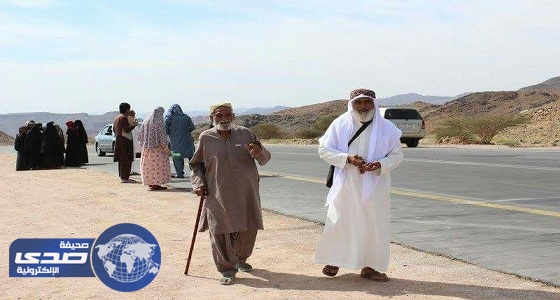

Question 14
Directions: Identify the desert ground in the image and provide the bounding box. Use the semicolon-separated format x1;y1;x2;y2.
1;152;559;299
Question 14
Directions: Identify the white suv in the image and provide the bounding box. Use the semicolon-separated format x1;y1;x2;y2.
379;108;426;147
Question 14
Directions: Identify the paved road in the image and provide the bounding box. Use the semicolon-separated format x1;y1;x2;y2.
3;144;560;286
257;145;560;286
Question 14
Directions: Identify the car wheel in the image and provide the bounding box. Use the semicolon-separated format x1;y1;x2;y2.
96;143;106;156
111;142;115;153
406;139;419;148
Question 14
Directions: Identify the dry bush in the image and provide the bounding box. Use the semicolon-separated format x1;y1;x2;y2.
292;128;323;139
250;123;285;140
433;119;476;144
466;115;530;144
433;115;530;144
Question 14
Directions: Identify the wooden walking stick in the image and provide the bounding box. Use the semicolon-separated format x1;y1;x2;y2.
184;195;205;275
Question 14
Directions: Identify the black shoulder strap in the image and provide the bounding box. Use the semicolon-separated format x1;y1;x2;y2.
348;120;372;146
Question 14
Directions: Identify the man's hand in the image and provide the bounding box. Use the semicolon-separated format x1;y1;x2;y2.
362;161;381;172
347;154;365;166
347;154;367;173
244;143;262;158
193;186;207;198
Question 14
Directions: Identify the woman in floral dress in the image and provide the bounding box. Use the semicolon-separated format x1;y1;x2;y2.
137;106;171;190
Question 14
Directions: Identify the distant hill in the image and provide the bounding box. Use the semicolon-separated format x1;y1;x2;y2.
185;110;209;118
240;76;560;145
0;130;15;145
191;105;292;125
184;105;290;118
192;83;560;140
3;76;559;146
272;100;348;117
422;90;559;125
241;106;291;115
377;93;453;106
418;76;560;145
239;100;348;132
518;76;560;92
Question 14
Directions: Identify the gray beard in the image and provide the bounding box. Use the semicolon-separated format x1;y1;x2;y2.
214;121;233;131
351;109;375;123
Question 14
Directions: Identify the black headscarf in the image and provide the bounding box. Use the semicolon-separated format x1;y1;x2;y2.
75;120;88;144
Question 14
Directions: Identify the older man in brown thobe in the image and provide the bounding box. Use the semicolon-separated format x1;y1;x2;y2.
190;102;271;285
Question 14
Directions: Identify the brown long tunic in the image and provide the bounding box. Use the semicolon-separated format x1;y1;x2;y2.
190;125;271;234
113;114;136;162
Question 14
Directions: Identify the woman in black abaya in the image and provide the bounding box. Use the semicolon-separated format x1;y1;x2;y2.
24;123;43;170
64;121;81;167
74;119;89;165
41;121;65;169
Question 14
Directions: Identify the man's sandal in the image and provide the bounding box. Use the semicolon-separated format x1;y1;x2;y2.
322;265;339;277
220;276;235;285
236;262;253;272
360;267;390;282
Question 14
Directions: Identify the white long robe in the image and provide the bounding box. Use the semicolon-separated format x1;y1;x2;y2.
315;119;403;271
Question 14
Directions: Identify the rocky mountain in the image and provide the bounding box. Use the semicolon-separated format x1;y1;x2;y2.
410;77;560;146
518;76;560;92
190;105;292;125
238;100;348;133
238;76;560;145
272;100;348;117
501;98;560;145
422;90;559;125
187;105;290;118
2;76;559;146
0;130;15;144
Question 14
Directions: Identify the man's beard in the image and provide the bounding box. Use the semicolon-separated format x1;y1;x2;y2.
351;109;375;123
213;120;233;131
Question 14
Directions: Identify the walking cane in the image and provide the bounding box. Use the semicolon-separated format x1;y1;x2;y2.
184;195;205;275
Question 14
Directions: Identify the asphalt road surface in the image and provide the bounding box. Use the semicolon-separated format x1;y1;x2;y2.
3;144;560;286
256;145;560;286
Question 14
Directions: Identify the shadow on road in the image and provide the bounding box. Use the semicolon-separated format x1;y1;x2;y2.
238;269;559;300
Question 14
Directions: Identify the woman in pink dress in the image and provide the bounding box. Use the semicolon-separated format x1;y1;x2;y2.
137;106;171;190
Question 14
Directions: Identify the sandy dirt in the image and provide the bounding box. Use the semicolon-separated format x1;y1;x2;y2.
1;152;559;299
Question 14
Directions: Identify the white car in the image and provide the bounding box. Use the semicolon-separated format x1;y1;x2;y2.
94;123;142;157
94;124;115;156
380;108;426;147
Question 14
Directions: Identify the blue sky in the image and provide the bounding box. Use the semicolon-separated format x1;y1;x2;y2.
0;0;558;114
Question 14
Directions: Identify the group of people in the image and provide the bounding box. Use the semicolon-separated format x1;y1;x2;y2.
113;103;196;190
187;88;403;285
18;88;402;286
14;119;89;171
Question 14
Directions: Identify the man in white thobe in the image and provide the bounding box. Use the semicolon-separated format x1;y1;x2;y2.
315;88;403;281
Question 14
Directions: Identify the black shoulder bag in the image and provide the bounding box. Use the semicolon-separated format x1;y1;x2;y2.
326;120;372;188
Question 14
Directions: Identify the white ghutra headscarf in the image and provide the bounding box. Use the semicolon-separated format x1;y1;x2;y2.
319;94;401;205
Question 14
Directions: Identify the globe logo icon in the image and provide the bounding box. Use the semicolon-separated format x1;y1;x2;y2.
95;234;160;283
92;223;161;292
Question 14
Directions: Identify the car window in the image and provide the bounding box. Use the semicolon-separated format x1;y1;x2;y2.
384;109;422;120
105;126;113;135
